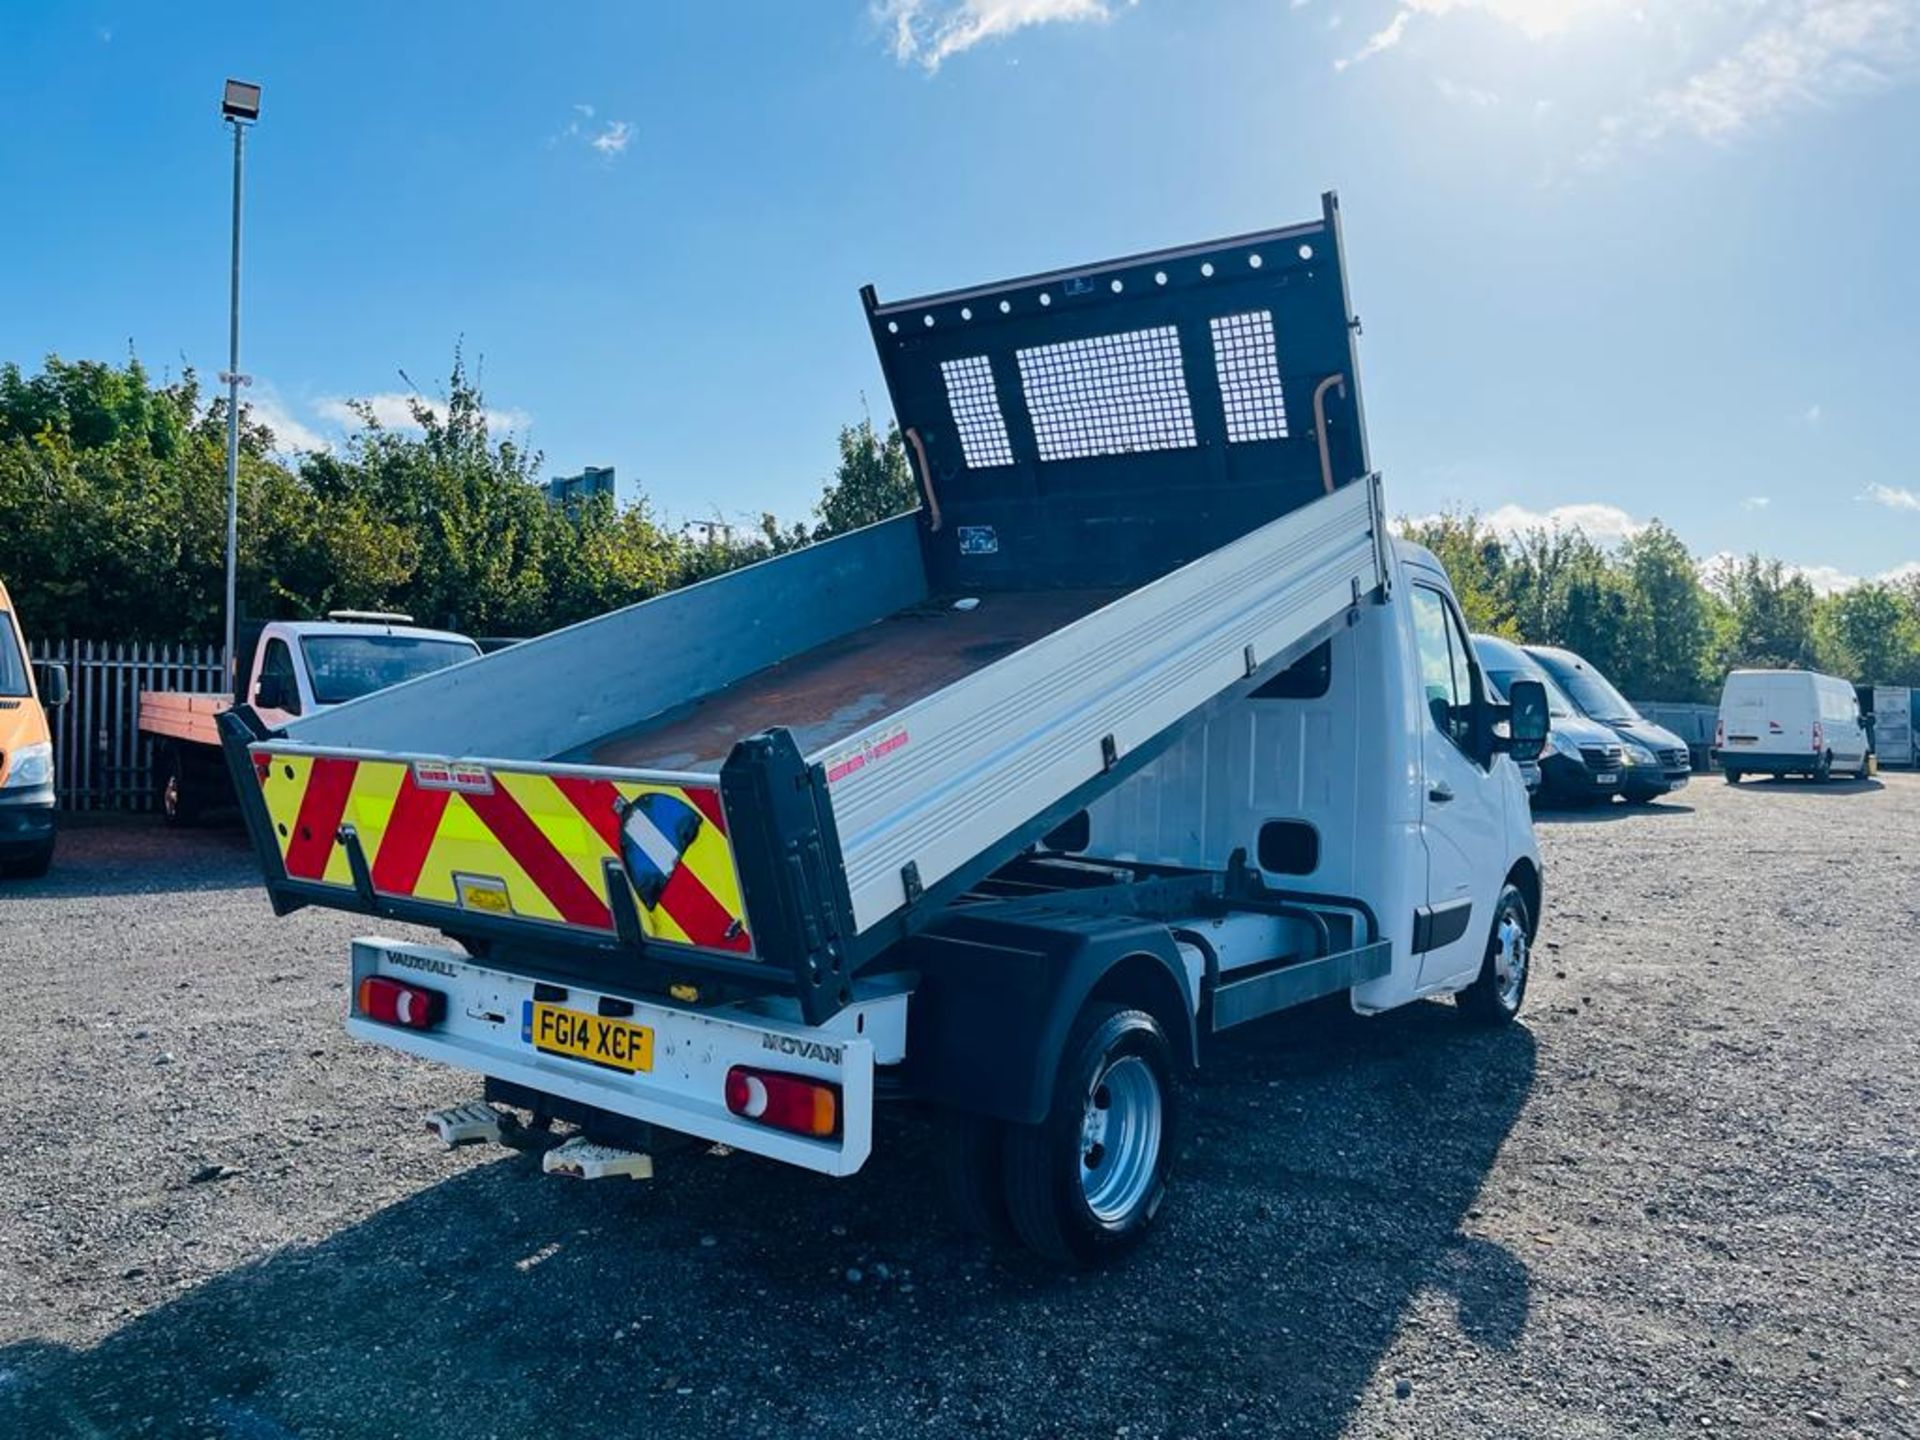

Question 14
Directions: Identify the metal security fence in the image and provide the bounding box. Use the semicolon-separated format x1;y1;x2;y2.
26;639;226;811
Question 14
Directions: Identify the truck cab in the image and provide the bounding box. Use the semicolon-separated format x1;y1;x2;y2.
143;613;480;824
1087;541;1541;1010
0;578;69;877
241;614;481;729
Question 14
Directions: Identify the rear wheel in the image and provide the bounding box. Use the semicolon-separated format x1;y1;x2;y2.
1457;885;1531;1026
1002;1003;1178;1267
1723;767;1741;784
936;1109;1015;1244
1814;752;1833;784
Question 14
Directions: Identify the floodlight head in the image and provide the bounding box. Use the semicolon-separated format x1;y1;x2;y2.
221;79;262;123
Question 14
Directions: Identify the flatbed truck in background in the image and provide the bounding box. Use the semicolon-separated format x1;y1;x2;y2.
223;194;1550;1264
141;614;478;824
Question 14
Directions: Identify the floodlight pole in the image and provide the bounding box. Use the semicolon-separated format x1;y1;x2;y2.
220;115;248;691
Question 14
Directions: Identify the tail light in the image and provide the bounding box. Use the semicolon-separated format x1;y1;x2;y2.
358;975;446;1030
725;1066;839;1139
1713;718;1724;749
1811;721;1824;754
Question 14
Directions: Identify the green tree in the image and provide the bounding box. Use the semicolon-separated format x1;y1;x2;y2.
1397;510;1517;635
813;418;918;537
1619;520;1710;700
1711;555;1819;671
1818;583;1917;684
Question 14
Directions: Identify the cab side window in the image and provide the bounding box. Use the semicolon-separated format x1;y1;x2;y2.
1411;585;1477;757
258;638;303;717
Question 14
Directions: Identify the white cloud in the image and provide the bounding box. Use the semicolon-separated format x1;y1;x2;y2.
1331;1;1920;158
590;120;633;157
1804;403;1825;424
1337;9;1410;67
556;106;635;161
1587;0;1920;161
315;393;530;435
1480;500;1645;543
1791;563;1861;595
248;390;332;456
1340;0;1617;66
1864;482;1920;511
1435;75;1502;105
879;0;1131;71
1742;495;1772;509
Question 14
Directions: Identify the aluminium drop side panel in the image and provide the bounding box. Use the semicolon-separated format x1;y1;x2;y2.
279;512;928;763
824;478;1386;934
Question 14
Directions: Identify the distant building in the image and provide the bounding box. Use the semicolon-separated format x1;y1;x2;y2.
544;465;615;508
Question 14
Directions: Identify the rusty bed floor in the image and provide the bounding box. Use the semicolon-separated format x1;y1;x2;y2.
578;588;1121;772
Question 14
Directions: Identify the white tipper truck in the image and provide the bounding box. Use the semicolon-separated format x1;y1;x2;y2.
222;194;1550;1265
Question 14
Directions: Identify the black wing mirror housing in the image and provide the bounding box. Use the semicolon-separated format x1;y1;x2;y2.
35;662;69;708
1500;678;1550;762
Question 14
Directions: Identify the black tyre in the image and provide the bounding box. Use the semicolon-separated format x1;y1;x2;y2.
1457;884;1532;1026
1723;767;1741;784
1813;751;1833;784
3;840;54;879
936;1109;1015;1244
159;746;200;827
1002;1003;1178;1267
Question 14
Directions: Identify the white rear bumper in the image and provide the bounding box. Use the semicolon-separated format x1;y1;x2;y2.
348;938;890;1176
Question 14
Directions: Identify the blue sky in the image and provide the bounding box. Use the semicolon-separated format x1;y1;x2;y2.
4;1;1917;590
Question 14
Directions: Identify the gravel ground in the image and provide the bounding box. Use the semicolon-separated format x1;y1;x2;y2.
1;775;1916;1439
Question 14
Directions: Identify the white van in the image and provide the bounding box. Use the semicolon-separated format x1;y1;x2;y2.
1714;669;1869;783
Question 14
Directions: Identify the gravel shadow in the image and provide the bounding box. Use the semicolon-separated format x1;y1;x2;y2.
0;1004;1537;1439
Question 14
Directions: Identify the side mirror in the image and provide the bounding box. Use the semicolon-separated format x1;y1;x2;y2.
35;663;69;708
254;673;288;710
1500;678;1550;762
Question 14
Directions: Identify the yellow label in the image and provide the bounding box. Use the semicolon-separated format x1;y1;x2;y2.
529;1004;654;1073
456;874;513;915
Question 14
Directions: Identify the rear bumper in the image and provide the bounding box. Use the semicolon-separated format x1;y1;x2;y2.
0;785;55;854
1714;749;1820;774
346;938;897;1177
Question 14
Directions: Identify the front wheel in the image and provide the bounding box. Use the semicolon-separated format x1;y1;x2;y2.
3;840;54;879
1457;885;1532;1026
1002;1003;1178;1267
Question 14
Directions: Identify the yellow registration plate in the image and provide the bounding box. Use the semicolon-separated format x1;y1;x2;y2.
528;1003;654;1073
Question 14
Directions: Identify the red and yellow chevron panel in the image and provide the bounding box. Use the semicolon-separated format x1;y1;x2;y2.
253;750;752;953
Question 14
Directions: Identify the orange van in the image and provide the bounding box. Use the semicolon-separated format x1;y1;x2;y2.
0;578;66;877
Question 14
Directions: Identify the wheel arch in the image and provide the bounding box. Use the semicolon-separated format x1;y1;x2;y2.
900;916;1198;1128
1504;856;1542;941
1088;951;1198;1073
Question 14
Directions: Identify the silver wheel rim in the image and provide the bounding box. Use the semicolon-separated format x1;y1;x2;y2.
163;774;179;819
1079;1054;1163;1223
1494;911;1529;1010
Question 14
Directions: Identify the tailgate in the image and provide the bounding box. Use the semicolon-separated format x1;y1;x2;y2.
247;743;752;955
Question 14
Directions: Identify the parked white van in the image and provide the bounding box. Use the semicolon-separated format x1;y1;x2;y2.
1714;669;1869;783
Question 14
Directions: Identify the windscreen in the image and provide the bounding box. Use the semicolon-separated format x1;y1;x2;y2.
1535;652;1638;722
300;634;479;706
1485;664;1576;719
0;613;29;698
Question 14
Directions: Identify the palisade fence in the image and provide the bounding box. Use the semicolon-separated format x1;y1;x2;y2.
26;640;226;811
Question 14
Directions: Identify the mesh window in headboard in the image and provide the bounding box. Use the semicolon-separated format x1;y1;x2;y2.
940;355;1016;469
1210;310;1289;443
1015;326;1197;463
